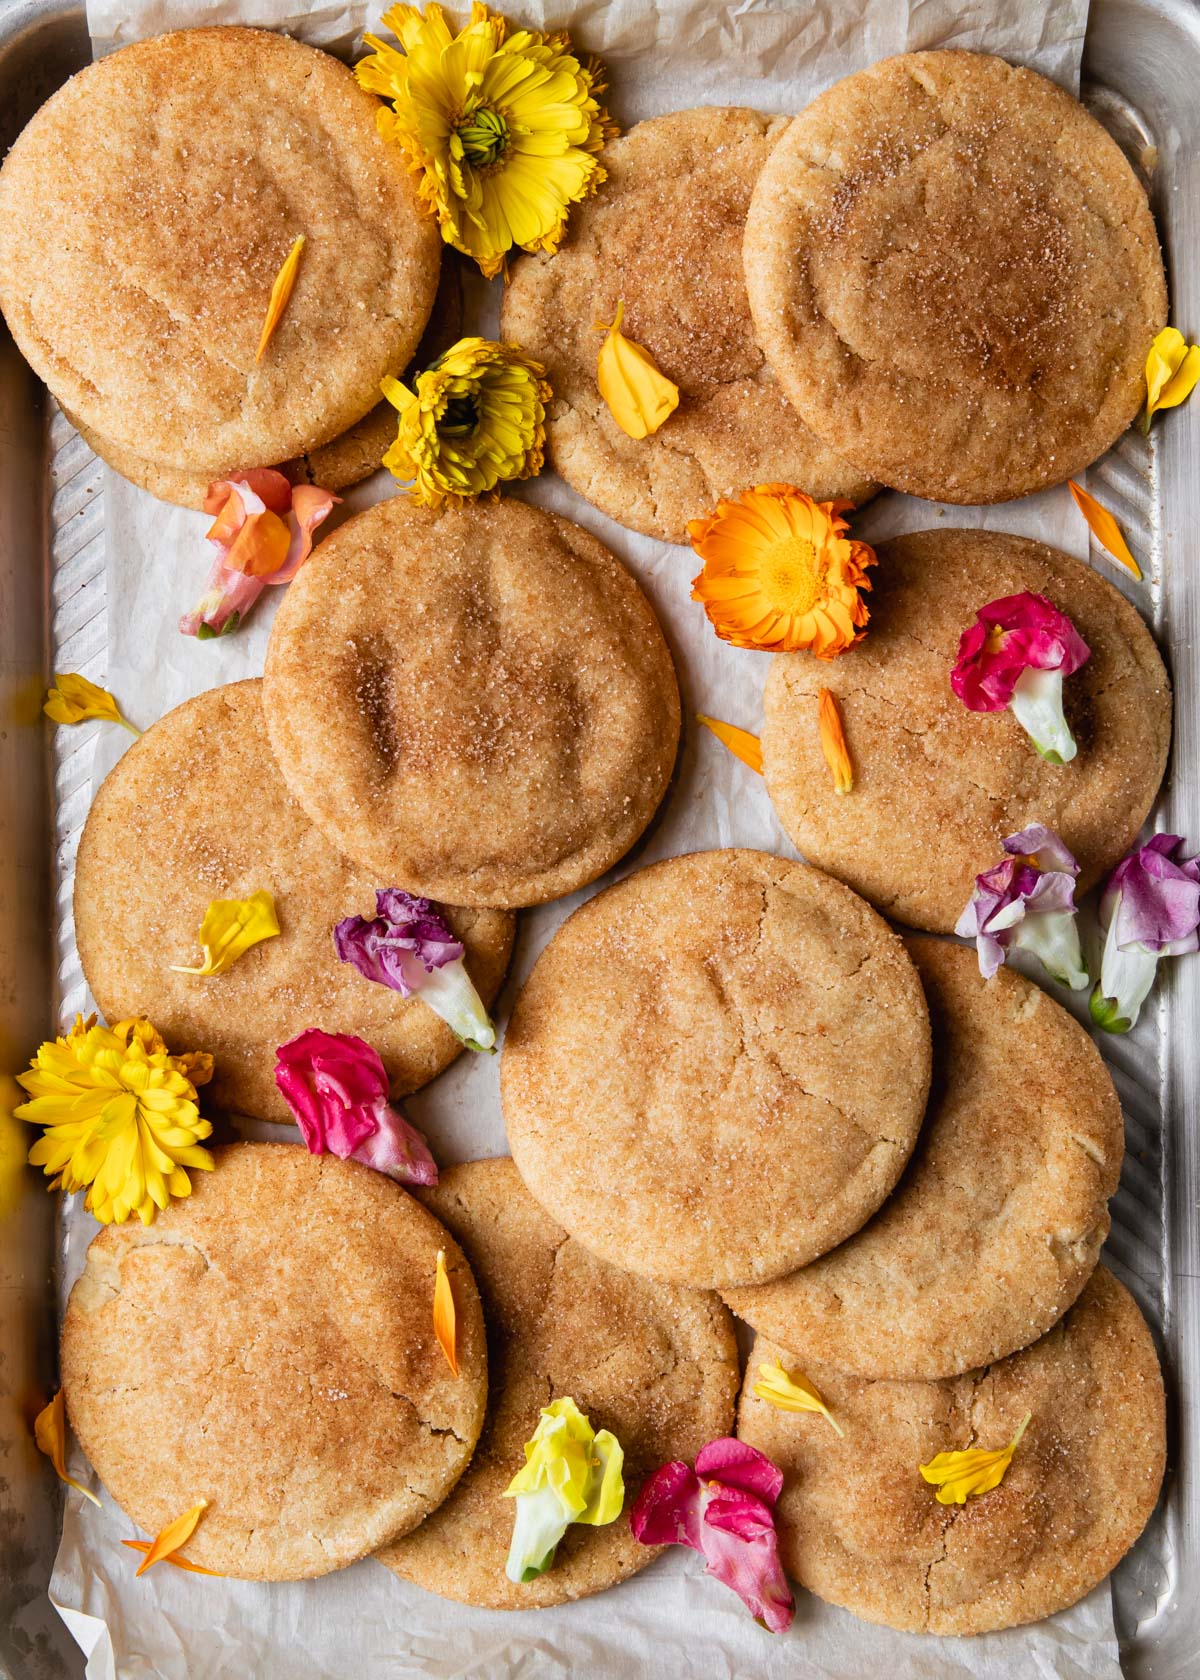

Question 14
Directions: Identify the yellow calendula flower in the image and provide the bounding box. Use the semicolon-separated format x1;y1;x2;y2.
752;1358;844;1437
382;336;550;508
357;3;616;279
595;301;679;439
1141;326;1200;432
44;674;139;734
15;1015;214;1226
503;1397;624;1582
919;1411;1032;1506
171;890;281;978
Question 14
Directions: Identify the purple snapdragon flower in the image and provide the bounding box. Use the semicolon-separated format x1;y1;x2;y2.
956;825;1088;990
1090;835;1200;1031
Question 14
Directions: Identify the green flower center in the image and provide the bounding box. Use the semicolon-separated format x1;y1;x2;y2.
455;105;509;168
438;394;479;436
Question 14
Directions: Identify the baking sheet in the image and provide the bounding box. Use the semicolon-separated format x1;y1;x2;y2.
44;0;1148;1673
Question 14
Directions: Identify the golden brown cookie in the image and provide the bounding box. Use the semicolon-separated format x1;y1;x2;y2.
0;27;441;476
502;850;931;1289
379;1159;739;1607
501;108;874;543
737;1267;1165;1634
62;1144;488;1581
725;938;1124;1378
75;680;514;1121
744;52;1166;502
263;497;681;908
762;528;1171;932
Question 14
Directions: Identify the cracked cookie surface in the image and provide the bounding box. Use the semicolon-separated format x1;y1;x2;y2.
502;849;931;1289
61;1144;488;1580
263;497;681;908
379;1158;738;1607
737;1267;1165;1634
75;680;514;1121
762;528;1171;932
501;107;875;545
725;938;1124;1378
744;51;1166;502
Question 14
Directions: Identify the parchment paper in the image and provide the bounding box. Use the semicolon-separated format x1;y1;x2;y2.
50;1;1130;1674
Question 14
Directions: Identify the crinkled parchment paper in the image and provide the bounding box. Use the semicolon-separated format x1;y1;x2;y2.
51;0;1129;1674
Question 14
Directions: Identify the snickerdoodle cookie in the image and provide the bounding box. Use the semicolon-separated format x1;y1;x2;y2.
502;850;931;1289
737;1267;1165;1634
762;529;1170;932
263;497;681;908
745;52;1166;502
62;1144;488;1580
725;938;1124;1379
75;681;513;1121
379;1159;738;1607
0;27;440;477
501;107;874;543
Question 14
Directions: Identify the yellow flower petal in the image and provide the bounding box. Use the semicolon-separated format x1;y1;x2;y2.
256;235;305;363
122;1539;222;1576
696;714;763;774
134;1500;207;1575
595;301;679;440
44;674;139;734
170;890;280;978
818;688;853;794
1141;326;1200;431
751;1358;844;1437
433;1248;458;1377
919;1411;1031;1506
1068;481;1142;580
34;1390;101;1506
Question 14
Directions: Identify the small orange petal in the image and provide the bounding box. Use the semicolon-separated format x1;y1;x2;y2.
224;509;293;577
818;689;853;794
256;235;306;363
433;1248;458;1378
696;714;763;774
33;1390;101;1507
1068;481;1142;580
135;1501;207;1575
123;1539;223;1576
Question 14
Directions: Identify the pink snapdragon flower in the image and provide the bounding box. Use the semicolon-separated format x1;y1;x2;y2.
951;593;1090;764
630;1438;793;1633
274;1028;437;1184
1091;835;1200;1032
956;824;1088;990
180;469;337;639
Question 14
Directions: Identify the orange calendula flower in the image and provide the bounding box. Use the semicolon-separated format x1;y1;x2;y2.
134;1500;208;1575
1068;481;1141;581
696;714;762;775
34;1390;101;1506
818;689;853;794
433;1248;458;1377
689;486;875;657
919;1412;1031;1506
595;301;679;439
256;235;306;363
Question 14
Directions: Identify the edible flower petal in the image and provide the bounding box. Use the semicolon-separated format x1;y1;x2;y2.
1068;481;1142;581
1141;326;1200;432
951;592;1090;764
171;890;280;978
15;1015;214;1225
334;889;495;1052
751;1358;844;1438
595;301;679;439
631;1437;793;1632
381;337;550;508
356;4;615;280
274;1028;437;1185
504;1397;624;1582
256;235;305;363
180;470;338;640
433;1248;458;1377
919;1412;1031;1506
689;485;875;658
1090;834;1200;1032
122;1540;221;1576
696;714;763;775
44;674;139;735
134;1501;207;1575
818;688;853;794
34;1390;101;1506
956;825;1088;990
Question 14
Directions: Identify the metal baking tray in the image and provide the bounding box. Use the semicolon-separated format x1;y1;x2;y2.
1;1;1198;1675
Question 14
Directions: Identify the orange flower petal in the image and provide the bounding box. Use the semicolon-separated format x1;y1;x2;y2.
433;1248;458;1378
1068;482;1142;580
256;235;305;363
135;1501;207;1575
122;1539;222;1576
33;1390;101;1507
818;689;853;793
224;509;293;578
697;714;763;774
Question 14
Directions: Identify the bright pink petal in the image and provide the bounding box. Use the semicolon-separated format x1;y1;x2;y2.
695;1438;783;1505
951;592;1089;713
274;1028;438;1185
629;1461;704;1550
701;1485;794;1633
